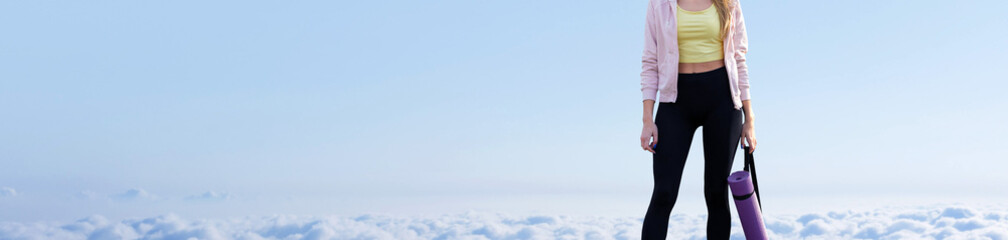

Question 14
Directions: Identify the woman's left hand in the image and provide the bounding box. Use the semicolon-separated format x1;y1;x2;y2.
741;121;756;153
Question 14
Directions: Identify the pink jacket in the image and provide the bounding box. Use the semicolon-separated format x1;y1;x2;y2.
640;0;750;110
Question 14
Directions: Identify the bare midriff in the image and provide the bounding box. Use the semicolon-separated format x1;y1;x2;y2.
678;59;724;74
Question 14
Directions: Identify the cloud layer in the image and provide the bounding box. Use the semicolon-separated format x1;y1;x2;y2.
0;204;1006;239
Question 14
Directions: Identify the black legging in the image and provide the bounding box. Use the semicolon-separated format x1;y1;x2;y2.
641;66;743;240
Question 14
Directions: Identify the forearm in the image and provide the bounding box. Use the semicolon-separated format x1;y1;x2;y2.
643;99;655;123
741;100;754;124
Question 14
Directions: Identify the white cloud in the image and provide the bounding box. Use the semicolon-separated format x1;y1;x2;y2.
74;190;100;200
185;191;233;201
0;204;1006;239
110;188;157;201
0;187;16;197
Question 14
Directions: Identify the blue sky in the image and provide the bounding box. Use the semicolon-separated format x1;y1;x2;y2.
1;0;1007;224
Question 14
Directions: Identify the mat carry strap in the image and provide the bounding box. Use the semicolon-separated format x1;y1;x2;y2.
743;146;761;211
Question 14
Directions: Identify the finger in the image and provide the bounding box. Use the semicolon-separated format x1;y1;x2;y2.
747;137;753;151
642;136;650;150
641;137;653;153
747;137;755;153
751;138;757;153
649;131;658;154
652;130;659;145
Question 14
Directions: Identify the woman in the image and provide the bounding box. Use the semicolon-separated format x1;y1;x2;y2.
637;0;756;238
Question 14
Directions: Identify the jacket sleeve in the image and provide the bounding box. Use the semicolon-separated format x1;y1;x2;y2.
640;0;659;102
733;0;751;101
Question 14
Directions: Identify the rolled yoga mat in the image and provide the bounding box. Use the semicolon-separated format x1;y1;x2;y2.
727;146;767;240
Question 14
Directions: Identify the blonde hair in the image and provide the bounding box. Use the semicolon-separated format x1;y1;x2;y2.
711;0;733;40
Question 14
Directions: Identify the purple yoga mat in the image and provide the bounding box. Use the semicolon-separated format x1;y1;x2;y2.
728;170;767;240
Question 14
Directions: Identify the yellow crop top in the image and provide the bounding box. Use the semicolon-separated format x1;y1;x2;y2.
676;3;724;63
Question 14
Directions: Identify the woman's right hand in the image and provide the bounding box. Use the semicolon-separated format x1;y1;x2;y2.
641;121;658;154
